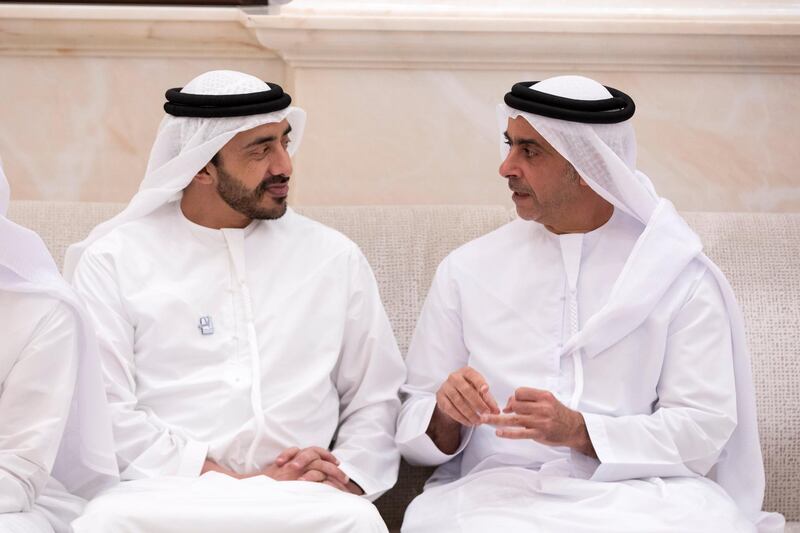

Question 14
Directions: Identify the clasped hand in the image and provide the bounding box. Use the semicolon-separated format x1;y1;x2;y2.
202;446;363;494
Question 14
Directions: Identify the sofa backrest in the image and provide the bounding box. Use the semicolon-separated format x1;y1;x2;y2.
7;201;799;526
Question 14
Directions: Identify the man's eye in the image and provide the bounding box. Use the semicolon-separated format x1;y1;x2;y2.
524;148;538;158
503;140;512;146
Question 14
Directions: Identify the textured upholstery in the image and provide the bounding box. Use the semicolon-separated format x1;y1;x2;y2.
7;201;799;531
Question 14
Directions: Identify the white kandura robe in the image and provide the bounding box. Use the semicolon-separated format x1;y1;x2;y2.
396;208;755;533
70;202;405;533
0;292;86;533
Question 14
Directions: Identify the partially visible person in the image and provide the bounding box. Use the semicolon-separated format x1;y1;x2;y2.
0;159;118;532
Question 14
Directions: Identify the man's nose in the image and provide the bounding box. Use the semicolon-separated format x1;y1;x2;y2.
499;153;517;180
270;144;293;177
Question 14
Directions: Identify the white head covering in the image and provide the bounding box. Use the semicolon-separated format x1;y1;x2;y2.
498;75;782;532
0;159;119;497
63;70;307;279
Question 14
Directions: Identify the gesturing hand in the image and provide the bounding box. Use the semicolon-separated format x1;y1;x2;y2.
480;387;596;458
435;366;500;427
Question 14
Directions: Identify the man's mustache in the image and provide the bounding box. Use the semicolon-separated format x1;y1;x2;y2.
254;175;290;195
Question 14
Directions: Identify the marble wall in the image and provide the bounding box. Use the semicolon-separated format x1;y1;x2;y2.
1;1;798;212
0;56;285;203
289;69;800;212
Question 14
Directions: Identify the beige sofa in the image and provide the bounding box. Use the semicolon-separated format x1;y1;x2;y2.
8;201;799;532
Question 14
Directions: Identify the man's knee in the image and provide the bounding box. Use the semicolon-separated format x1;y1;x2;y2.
70;493;135;533
333;496;388;533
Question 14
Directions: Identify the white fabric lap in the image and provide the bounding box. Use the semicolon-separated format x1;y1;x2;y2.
0;512;54;533
31;479;85;533
402;467;754;533
72;473;387;533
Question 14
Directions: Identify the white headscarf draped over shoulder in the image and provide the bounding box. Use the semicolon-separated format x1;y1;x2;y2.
497;75;782;532
63;70;306;279
0;159;119;497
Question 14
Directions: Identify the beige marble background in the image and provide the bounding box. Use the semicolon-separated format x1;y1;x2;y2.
0;56;286;203
1;1;798;212
290;69;800;212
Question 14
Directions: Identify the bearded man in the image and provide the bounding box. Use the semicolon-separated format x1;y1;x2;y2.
66;70;405;533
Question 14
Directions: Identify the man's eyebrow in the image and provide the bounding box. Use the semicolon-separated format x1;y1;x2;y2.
242;124;293;149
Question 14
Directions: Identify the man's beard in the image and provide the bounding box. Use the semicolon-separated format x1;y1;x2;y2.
215;164;289;220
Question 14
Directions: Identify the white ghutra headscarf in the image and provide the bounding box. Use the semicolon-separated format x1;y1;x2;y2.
0;159;119;498
497;75;782;532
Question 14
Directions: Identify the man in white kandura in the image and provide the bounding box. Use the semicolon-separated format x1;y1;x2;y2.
0;160;118;533
396;76;784;533
65;70;405;533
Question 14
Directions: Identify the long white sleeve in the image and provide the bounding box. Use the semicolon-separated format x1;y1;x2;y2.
0;300;78;513
72;250;208;480
331;249;406;501
583;271;739;481
396;258;474;467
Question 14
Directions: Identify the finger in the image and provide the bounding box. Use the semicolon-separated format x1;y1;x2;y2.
505;398;542;415
479;384;501;414
461;368;498;413
494;428;542;440
307;447;339;465
439;399;473;427
480;413;532;428
299;469;326;482
461;367;489;391
514;387;554;403
495;427;539;440
444;387;480;425
503;395;513;413
290;448;322;470
307;459;349;485
274;447;300;466
453;376;493;416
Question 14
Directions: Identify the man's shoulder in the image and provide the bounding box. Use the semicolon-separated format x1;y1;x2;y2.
285;210;361;258
0;290;63;320
442;218;530;271
81;204;173;260
0;290;76;344
675;258;721;310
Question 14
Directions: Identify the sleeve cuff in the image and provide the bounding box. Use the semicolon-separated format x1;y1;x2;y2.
582;412;695;482
582;412;614;466
396;396;473;466
335;461;384;502
177;440;208;477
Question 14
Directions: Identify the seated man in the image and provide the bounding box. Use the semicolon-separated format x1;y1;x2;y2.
396;76;784;533
66;70;405;533
0;161;117;532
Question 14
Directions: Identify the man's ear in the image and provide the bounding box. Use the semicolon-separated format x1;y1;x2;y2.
193;163;215;185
